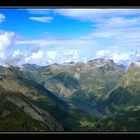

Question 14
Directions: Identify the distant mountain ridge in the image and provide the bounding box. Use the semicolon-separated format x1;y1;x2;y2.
20;58;124;116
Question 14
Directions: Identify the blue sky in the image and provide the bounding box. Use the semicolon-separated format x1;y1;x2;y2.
0;9;140;66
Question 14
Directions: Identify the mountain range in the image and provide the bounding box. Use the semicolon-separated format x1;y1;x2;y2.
0;58;140;131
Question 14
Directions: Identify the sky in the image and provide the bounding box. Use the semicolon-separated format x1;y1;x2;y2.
0;9;140;66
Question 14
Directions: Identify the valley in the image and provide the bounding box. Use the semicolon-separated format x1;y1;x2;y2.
0;59;140;131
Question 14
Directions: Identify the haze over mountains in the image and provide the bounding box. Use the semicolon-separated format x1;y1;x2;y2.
0;58;140;131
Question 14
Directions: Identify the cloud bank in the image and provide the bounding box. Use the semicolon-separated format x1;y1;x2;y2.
1;9;140;66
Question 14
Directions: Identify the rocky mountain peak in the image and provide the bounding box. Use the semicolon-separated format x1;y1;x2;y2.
86;58;116;70
3;63;16;68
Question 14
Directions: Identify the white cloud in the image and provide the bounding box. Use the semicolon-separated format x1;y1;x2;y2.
29;16;53;23
45;50;80;64
25;50;44;65
92;16;140;31
25;9;140;23
0;31;15;59
46;51;58;59
0;32;15;50
96;50;111;58
12;50;21;57
96;50;131;64
54;9;140;22
112;53;130;63
5;49;45;65
31;50;44;59
0;13;5;23
6;50;26;64
56;50;80;63
16;38;96;50
16;36;96;65
77;14;140;59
